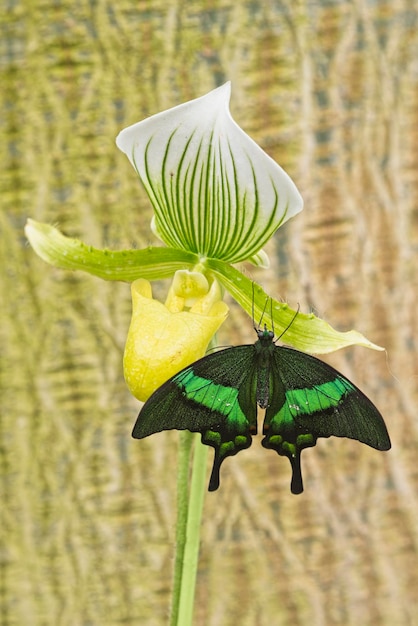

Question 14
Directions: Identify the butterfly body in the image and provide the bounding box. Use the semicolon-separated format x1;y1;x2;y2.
132;327;391;494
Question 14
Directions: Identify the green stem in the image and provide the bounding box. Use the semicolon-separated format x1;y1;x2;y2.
176;441;208;625
169;435;208;626
169;335;217;626
170;431;194;626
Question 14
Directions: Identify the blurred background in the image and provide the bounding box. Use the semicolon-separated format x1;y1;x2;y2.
1;1;418;624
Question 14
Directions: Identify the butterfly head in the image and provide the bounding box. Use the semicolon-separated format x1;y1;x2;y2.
256;324;275;343
253;291;300;345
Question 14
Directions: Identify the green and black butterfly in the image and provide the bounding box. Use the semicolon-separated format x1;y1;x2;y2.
132;325;391;494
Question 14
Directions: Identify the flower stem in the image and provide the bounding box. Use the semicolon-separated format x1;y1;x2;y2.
177;439;208;624
169;433;208;626
170;431;193;626
169;332;219;626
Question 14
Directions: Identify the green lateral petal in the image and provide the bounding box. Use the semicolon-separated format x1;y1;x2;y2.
116;83;303;264
24;219;198;281
206;258;384;353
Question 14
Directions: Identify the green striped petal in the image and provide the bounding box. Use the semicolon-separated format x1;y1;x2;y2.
116;83;303;264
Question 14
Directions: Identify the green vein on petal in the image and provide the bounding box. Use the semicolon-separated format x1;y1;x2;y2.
25;219;199;282
206;258;384;354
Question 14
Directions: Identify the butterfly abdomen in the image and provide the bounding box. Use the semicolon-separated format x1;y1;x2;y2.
255;363;271;409
254;331;277;409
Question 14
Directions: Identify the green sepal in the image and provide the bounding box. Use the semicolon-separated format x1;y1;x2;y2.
206;257;384;354
24;219;199;281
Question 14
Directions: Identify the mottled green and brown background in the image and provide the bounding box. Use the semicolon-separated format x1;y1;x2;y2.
2;1;418;625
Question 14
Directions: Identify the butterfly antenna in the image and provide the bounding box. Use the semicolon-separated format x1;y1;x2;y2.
251;283;269;331
275;303;301;343
259;297;269;329
251;282;255;329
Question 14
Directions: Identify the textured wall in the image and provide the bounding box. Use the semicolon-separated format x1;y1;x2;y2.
1;1;418;625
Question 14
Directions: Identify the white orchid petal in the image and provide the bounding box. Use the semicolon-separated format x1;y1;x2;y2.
116;83;303;263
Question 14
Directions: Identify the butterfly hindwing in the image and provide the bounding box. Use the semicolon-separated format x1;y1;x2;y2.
132;345;258;490
262;346;391;493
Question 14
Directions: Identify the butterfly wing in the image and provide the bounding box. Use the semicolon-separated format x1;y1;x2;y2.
132;345;258;491
262;346;391;494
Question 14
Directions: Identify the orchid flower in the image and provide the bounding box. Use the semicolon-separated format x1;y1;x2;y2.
25;83;381;402
25;82;385;626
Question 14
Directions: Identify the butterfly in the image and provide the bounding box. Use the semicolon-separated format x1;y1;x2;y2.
132;325;391;494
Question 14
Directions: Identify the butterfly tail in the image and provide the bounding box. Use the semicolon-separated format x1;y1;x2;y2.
202;429;252;491
208;456;221;491
289;452;303;494
262;430;318;495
